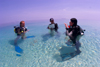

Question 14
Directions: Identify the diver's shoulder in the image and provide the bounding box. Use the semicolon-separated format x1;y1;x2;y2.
76;25;80;27
75;25;81;29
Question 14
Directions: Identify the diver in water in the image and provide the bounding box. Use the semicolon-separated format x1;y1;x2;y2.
14;21;28;45
47;18;58;33
64;18;85;54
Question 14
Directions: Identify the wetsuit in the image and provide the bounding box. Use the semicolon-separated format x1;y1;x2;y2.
14;26;27;36
48;23;58;32
66;25;84;44
66;25;85;53
14;26;27;45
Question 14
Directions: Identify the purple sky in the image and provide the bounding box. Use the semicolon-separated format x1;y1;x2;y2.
0;0;100;24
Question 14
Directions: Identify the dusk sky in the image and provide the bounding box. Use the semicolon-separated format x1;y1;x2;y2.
0;0;100;24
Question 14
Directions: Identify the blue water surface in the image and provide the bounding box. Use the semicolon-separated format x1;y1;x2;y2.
0;20;100;67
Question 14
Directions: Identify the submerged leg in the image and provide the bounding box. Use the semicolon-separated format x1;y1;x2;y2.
21;33;26;39
75;35;82;53
75;43;81;54
14;36;20;45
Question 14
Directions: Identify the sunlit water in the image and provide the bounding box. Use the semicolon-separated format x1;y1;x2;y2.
0;20;100;67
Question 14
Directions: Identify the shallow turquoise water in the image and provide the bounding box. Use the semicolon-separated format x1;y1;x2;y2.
0;20;100;67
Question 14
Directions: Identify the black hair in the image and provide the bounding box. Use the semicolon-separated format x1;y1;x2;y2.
70;18;77;26
50;19;51;21
20;21;23;26
50;18;54;22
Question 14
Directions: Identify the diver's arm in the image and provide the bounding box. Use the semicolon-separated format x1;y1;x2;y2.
57;24;58;29
47;26;50;29
24;28;29;33
55;23;58;29
17;29;22;34
66;28;77;37
66;29;73;37
47;24;54;30
47;24;50;29
65;23;72;36
66;28;77;44
64;23;67;28
24;30;29;33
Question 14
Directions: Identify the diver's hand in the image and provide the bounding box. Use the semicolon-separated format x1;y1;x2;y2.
17;29;22;34
64;23;67;28
24;30;29;33
50;28;54;30
47;27;50;29
27;30;29;32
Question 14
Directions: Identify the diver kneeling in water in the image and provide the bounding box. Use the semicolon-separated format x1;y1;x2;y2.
64;18;85;54
47;18;59;35
14;21;28;45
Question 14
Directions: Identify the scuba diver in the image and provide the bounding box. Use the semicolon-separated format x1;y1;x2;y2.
64;18;85;54
47;18;58;32
14;21;28;45
47;18;59;35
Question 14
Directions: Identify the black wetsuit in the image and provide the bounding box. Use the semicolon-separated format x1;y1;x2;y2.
14;27;27;36
14;26;27;45
66;25;85;53
48;23;58;32
66;25;84;44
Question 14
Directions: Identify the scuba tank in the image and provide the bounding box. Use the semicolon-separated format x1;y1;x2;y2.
14;26;24;35
14;25;20;33
79;27;85;36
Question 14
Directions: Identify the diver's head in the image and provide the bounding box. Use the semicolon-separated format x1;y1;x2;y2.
50;18;54;24
20;21;25;27
69;18;77;26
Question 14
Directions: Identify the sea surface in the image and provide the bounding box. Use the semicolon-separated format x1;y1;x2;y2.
0;19;100;67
